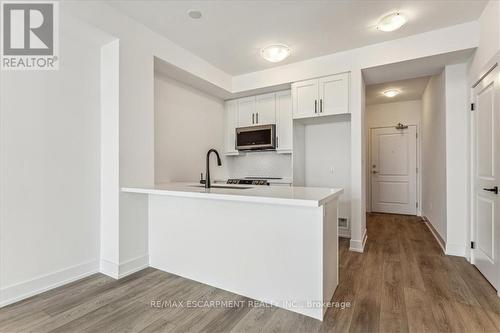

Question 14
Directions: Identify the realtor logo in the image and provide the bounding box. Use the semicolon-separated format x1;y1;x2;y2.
1;1;59;70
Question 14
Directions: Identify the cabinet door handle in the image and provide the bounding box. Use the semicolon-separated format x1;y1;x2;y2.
484;186;499;194
314;100;317;113
320;99;323;113
252;113;255;124
256;112;259;124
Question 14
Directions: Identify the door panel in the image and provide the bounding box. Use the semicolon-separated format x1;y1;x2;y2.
477;83;494;178
378;134;409;175
255;93;276;125
237;96;256;127
477;196;494;260
473;64;500;290
292;79;318;119
378;182;409;203
318;73;349;116
276;90;293;152
224;100;238;155
371;126;417;215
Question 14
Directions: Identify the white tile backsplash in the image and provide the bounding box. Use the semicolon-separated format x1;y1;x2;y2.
226;151;292;180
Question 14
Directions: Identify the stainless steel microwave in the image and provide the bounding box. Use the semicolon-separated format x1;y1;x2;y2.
236;124;276;151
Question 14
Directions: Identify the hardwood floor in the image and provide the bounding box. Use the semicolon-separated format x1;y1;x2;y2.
2;213;500;332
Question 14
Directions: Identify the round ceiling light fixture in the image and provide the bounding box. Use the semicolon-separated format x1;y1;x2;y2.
377;12;407;32
187;9;202;19
260;44;291;63
383;89;401;98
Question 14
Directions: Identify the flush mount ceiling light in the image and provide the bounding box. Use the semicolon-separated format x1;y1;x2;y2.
377;13;407;32
383;89;400;98
187;9;202;19
260;44;291;63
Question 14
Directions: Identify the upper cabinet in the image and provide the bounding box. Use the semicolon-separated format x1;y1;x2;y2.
318;74;349;116
237;96;256;127
292;73;349;119
224;100;239;155
255;93;276;125
276;91;293;153
291;79;318;119
237;93;276;127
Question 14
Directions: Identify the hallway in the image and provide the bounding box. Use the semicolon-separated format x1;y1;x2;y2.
1;214;500;332
334;213;500;332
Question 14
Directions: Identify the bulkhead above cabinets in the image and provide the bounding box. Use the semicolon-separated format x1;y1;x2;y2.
291;73;349;119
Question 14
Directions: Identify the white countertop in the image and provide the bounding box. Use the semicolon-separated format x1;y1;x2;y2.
122;182;343;207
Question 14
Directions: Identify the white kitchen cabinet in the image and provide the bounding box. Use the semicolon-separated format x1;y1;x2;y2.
237;96;256;127
318;73;349;116
292;73;349;119
276;90;292;153
291;78;318;119
224;100;239;155
255;93;276;125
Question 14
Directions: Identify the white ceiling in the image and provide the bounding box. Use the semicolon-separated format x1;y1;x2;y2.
363;49;475;85
107;0;487;75
366;76;430;105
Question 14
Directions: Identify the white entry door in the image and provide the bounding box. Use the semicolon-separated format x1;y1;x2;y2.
472;63;500;291
371;126;417;215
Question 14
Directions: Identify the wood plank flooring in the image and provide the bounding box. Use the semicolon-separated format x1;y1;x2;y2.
2;213;500;332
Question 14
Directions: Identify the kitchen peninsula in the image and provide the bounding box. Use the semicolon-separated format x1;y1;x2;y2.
122;183;343;320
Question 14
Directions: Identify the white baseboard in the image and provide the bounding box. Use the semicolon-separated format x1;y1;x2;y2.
100;259;120;279
422;216;446;253
100;255;149;280
445;243;468;257
0;260;99;308
349;228;367;253
118;255;149;279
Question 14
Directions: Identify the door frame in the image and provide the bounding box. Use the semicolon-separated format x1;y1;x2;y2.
469;52;500;286
368;124;421;216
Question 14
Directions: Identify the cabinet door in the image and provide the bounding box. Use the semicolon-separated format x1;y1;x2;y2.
237;96;256;127
292;79;318;119
318;73;349;116
224;100;238;155
276;90;292;153
255;93;276;125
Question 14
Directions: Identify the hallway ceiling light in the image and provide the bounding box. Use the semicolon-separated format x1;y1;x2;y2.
383;89;400;98
260;44;291;63
377;13;407;32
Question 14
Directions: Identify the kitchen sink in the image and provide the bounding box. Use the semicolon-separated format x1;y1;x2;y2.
190;185;250;190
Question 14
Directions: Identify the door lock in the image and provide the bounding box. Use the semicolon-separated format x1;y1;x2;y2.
372;170;379;174
483;186;499;194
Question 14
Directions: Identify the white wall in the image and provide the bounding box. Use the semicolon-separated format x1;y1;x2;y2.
365;100;422;213
0;16;106;305
469;0;500;81
444;63;469;256
100;40;120;278
154;73;227;183
422;71;447;240
304;120;351;222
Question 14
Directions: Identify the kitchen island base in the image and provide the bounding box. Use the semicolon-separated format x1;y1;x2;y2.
147;194;339;321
